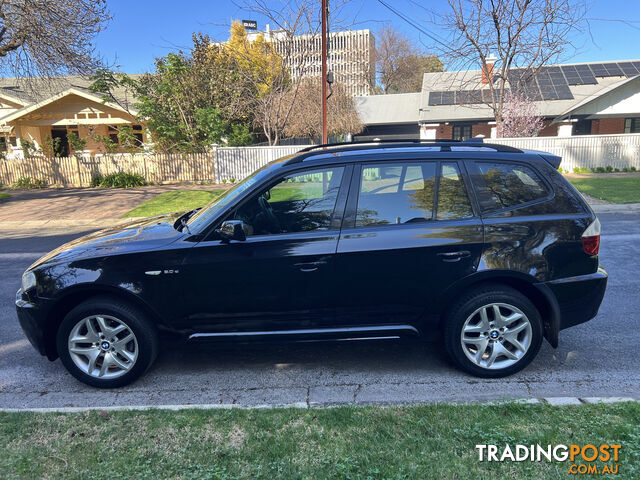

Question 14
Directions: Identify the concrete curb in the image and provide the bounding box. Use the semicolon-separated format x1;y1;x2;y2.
0;397;636;413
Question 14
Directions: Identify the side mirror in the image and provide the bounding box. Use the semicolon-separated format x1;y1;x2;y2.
217;220;246;242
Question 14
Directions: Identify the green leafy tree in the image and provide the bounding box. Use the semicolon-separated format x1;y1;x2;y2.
67;131;87;154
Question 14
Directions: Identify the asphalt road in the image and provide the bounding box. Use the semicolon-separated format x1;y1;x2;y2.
1;213;638;409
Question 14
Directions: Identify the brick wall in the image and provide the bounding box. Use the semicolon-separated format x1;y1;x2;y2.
591;118;626;135
472;122;492;138
436;124;453;139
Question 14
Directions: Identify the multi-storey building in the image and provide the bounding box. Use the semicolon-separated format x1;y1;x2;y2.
248;26;375;97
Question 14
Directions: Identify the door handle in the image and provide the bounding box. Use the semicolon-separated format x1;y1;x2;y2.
437;250;471;263
294;261;327;272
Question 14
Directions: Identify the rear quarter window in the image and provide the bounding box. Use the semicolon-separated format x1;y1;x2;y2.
470;161;550;212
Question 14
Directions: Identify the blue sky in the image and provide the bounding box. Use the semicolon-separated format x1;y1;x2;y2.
95;0;640;73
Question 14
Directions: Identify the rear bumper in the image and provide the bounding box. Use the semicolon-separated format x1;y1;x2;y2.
545;267;608;331
16;289;48;356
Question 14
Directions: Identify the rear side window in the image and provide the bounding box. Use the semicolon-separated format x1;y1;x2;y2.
437;162;474;220
471;162;549;212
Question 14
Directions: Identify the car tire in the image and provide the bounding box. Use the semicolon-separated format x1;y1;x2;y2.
443;284;543;378
56;296;159;388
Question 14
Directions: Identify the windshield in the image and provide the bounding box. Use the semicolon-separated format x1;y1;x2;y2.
186;161;280;232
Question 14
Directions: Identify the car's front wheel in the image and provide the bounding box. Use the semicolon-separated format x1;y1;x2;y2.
444;285;543;378
56;297;158;388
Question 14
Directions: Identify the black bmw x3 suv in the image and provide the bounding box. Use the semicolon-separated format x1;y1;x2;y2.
17;140;607;387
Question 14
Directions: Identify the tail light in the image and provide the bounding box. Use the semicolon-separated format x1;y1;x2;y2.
582;217;601;255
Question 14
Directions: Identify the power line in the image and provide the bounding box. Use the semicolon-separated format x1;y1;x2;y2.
376;0;450;50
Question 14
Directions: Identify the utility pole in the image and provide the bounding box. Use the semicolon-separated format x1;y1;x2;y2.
321;0;328;144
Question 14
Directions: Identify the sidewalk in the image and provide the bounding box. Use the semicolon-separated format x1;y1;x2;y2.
0;184;223;224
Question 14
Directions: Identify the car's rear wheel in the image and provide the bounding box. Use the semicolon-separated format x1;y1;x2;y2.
56;297;158;388
443;285;543;378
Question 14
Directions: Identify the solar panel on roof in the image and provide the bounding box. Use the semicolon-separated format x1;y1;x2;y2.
574;65;597;84
539;87;557;100
554;84;574;100
589;63;608;77
456;90;483;104
632;61;640;73
603;63;623;76
440;91;454;105
561;65;582;85
428;91;443;105
618;62;639;76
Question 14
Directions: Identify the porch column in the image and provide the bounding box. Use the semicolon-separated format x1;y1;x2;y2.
420;123;439;140
556;120;576;137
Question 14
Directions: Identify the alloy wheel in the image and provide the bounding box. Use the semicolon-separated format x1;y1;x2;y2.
460;302;533;370
67;315;138;379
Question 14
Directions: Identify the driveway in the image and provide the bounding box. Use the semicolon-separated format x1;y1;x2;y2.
0;213;638;408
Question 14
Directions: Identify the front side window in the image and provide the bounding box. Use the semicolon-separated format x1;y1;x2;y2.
472;162;549;212
356;162;437;226
233;167;344;236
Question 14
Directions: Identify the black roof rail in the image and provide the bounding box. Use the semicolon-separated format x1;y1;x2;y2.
287;138;522;164
297;138;483;153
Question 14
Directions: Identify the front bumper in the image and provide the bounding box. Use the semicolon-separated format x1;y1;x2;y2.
546;266;608;331
16;288;48;356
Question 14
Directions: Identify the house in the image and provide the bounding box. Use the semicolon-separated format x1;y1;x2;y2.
354;59;640;140
0;76;144;158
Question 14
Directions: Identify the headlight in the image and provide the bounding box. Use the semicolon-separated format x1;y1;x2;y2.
22;271;37;292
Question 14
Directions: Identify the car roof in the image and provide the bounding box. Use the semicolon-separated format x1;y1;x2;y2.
281;139;562;169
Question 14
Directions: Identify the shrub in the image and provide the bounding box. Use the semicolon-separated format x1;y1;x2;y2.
96;172;146;188
12;176;46;189
573;167;590;174
90;173;104;187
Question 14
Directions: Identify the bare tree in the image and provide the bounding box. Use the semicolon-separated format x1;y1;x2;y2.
282;77;362;139
499;90;544;137
233;0;355;144
376;25;442;94
431;0;586;130
0;0;110;82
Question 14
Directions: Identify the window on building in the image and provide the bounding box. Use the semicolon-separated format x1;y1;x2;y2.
107;125;119;144
132;124;144;146
624;118;640;133
573;119;592;136
0;136;6;152
452;124;472;141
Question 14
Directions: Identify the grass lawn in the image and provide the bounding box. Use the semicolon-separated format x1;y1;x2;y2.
123;190;226;218
1;402;638;479
0;192;10;200
568;176;640;204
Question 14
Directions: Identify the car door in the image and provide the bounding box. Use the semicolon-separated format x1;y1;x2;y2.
333;159;483;329
177;164;351;334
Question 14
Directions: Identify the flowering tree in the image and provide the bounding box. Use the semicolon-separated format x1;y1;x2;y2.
498;91;544;138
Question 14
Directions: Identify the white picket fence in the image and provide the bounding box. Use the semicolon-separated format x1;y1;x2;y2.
1;134;639;187
0;145;310;187
492;133;640;171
